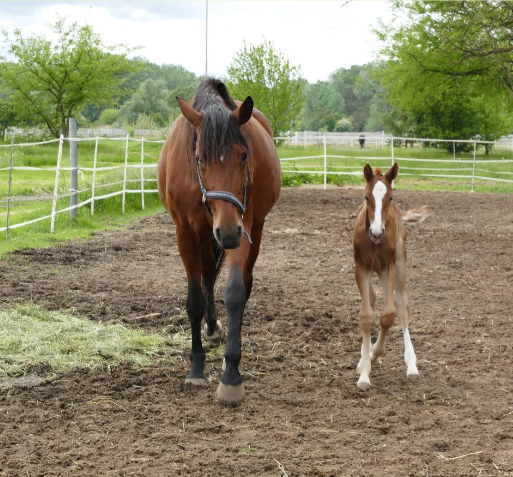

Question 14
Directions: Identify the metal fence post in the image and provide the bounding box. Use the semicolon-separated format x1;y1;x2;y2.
323;135;327;190
140;137;145;210
6;135;15;240
122;133;129;213
471;140;477;192
69;118;78;218
50;135;64;233
91;137;99;216
453;140;456;160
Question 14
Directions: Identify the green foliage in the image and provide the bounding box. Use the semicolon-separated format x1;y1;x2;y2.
0;19;138;137
334;118;353;132
98;108;119;125
302;81;346;131
227;39;306;136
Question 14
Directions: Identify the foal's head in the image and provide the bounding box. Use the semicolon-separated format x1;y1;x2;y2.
177;83;253;249
363;163;398;244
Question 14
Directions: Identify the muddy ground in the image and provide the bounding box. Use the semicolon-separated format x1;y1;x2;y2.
0;187;512;477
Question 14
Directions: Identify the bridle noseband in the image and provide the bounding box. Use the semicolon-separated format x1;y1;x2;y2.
194;155;252;244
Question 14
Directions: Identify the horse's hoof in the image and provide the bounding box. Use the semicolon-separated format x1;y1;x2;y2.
185;377;207;386
203;321;225;343
357;378;371;391
407;368;419;379
215;382;245;405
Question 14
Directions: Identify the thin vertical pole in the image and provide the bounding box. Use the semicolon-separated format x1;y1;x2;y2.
294;131;298;146
122;133;129;213
91;137;99;216
69;118;78;219
140;137;145;210
6;135;14;240
323;135;327;190
51;135;64;233
391;137;395;188
453;140;456;160
205;0;208;76
381;130;385;147
303;130;306;148
471;140;476;193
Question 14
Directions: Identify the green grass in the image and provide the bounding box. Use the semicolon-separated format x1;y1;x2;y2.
0;303;187;378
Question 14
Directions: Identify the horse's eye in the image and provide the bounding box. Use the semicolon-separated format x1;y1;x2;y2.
241;152;248;162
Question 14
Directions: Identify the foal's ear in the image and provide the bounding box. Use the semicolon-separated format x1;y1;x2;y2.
232;96;254;126
385;162;399;183
176;97;203;128
363;164;374;182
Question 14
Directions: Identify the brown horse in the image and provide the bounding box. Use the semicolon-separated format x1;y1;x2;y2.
353;163;429;390
157;79;281;404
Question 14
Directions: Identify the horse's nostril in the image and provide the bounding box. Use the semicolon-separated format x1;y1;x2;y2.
237;226;242;237
215;228;222;241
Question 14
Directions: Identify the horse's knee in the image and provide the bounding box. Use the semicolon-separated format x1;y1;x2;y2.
359;313;373;334
380;309;396;328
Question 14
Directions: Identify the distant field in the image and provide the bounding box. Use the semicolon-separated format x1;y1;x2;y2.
1;137;512;254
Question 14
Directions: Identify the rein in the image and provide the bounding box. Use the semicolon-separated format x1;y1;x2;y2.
194;155;252;244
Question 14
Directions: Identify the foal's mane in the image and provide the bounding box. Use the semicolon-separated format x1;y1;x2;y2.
187;78;250;172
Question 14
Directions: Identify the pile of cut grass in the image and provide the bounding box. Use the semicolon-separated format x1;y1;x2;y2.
0;303;186;377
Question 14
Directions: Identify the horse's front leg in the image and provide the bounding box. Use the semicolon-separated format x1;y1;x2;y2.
215;241;250;405
177;229;207;385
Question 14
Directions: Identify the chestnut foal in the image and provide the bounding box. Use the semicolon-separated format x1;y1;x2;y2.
353;163;429;390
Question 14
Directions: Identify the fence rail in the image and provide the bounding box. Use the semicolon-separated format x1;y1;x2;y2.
1;132;512;239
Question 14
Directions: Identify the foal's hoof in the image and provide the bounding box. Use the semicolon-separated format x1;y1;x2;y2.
357;378;371;391
185;377;207;386
203;321;225;343
215;382;245;405
407;368;419;379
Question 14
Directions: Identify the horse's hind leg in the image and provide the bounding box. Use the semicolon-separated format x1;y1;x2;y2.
177;230;207;385
201;239;225;344
395;239;418;378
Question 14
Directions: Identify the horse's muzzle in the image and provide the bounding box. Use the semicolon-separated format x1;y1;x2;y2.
215;226;243;249
369;228;385;244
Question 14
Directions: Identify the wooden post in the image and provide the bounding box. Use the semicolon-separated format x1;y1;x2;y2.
91;137;99;216
69;118;78;218
471;140;476;192
122;133;129;213
6;135;14;240
50;135;64;233
140;137;145;210
323;135;327;190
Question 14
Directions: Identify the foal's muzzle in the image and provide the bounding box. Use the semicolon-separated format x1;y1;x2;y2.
369;228;385;244
215;225;243;249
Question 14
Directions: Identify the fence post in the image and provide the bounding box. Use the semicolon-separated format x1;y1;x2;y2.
91;137;99;216
140;137;145;210
381;130;385;147
323;135;327;190
453;141;456;160
50;135;64;233
69;118;78;219
6;135;15;240
391;137;395;188
294;131;298;146
471;140;476;192
303;130;306;148
122;133;129;213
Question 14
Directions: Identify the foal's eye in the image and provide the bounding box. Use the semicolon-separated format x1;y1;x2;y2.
241;152;248;162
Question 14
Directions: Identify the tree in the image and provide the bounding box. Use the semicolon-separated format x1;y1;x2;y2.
0;19;137;137
118;78;171;126
302;81;346;131
227;40;306;136
380;1;513;96
0;90;17;140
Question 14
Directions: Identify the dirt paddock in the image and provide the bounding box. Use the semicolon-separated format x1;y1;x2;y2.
1;187;512;477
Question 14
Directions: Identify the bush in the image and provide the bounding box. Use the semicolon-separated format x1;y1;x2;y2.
98;109;119;125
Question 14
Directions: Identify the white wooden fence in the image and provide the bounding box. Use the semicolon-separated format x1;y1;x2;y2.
1;133;512;239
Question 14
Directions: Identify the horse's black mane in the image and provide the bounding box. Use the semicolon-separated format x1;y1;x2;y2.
189;78;249;166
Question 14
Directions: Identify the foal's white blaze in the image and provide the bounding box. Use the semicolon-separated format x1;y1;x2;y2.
370;180;387;238
403;329;418;376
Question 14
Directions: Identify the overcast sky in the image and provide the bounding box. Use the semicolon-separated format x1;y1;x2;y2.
0;1;394;83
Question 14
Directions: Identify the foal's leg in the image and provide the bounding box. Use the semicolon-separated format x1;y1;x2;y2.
177;229;207;385
216;240;250;405
355;262;374;390
371;263;397;362
395;239;418;377
201;240;225;343
357;280;376;370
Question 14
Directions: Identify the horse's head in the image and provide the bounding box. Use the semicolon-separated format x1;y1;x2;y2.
177;95;253;249
363;163;398;244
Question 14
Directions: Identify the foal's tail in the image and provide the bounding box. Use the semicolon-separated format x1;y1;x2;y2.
401;206;430;225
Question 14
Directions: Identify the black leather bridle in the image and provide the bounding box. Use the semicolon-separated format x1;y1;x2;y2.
194;155;252;244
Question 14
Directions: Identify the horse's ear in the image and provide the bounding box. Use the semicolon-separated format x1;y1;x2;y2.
232;96;253;126
363;164;374;182
385;162;399;183
176;97;203;128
